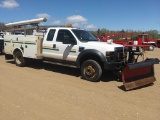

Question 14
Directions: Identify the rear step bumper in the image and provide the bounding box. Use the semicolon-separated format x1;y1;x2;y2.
5;54;13;60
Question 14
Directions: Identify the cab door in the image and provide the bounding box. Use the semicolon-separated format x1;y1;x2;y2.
55;29;79;61
42;29;79;61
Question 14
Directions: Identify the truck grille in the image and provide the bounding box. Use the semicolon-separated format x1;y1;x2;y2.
157;41;160;44
118;52;124;60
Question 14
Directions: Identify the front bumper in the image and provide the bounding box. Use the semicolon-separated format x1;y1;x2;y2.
104;61;124;71
104;47;126;71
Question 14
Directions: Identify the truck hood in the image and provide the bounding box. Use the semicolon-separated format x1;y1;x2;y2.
80;41;124;51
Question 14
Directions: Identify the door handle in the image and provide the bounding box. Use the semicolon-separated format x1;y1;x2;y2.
53;44;56;48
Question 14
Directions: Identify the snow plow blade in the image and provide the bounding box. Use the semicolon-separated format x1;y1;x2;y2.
122;58;159;90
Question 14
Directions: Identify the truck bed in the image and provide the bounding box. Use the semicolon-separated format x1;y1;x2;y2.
4;35;44;59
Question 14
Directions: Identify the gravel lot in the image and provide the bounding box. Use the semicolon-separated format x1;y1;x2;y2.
0;48;160;120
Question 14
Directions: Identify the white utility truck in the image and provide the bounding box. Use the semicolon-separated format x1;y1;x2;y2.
4;18;159;90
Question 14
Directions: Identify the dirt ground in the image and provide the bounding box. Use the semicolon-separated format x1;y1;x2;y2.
0;48;160;120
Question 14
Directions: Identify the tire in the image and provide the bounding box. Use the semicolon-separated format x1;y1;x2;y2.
1;49;4;55
14;51;26;67
81;60;102;82
149;45;154;51
140;47;144;53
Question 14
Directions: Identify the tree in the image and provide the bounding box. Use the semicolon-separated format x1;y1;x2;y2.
120;29;125;33
0;22;6;31
97;29;100;35
89;29;160;39
146;30;159;39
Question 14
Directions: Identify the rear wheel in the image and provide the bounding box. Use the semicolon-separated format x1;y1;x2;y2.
14;51;26;67
81;60;102;82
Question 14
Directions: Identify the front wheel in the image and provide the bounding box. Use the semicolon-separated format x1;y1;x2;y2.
149;45;154;51
14;51;26;67
81;60;102;82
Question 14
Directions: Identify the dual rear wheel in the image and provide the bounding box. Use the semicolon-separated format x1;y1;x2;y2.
14;51;26;67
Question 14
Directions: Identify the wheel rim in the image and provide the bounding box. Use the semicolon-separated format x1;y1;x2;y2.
15;54;22;64
149;46;153;51
84;65;96;78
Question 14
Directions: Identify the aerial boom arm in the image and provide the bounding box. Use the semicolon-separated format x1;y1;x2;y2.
5;18;47;28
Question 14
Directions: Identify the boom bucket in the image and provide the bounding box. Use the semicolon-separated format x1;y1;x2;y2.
122;58;159;90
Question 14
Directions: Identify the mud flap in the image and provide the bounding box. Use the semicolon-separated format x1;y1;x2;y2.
122;58;159;90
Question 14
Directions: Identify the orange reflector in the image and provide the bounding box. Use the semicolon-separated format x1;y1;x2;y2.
67;24;72;27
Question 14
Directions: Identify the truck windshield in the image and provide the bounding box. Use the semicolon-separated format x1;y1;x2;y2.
72;29;98;42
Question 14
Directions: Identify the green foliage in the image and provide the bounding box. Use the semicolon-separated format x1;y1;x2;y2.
145;30;159;39
91;28;160;39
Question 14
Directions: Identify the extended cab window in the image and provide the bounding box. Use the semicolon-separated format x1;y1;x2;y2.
47;29;56;41
56;30;76;43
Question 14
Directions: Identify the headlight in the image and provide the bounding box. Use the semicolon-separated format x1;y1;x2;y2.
132;46;137;51
106;51;114;56
106;51;114;61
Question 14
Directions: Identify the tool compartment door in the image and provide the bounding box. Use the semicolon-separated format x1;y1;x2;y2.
4;35;13;54
23;36;37;58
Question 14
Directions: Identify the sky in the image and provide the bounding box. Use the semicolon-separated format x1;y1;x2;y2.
0;0;160;32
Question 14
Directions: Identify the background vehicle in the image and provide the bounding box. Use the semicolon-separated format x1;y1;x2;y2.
157;39;160;48
97;33;157;51
4;18;159;90
136;33;157;51
0;32;4;54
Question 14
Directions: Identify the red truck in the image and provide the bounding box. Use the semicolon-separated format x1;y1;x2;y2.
97;33;157;51
157;39;160;48
136;34;157;51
